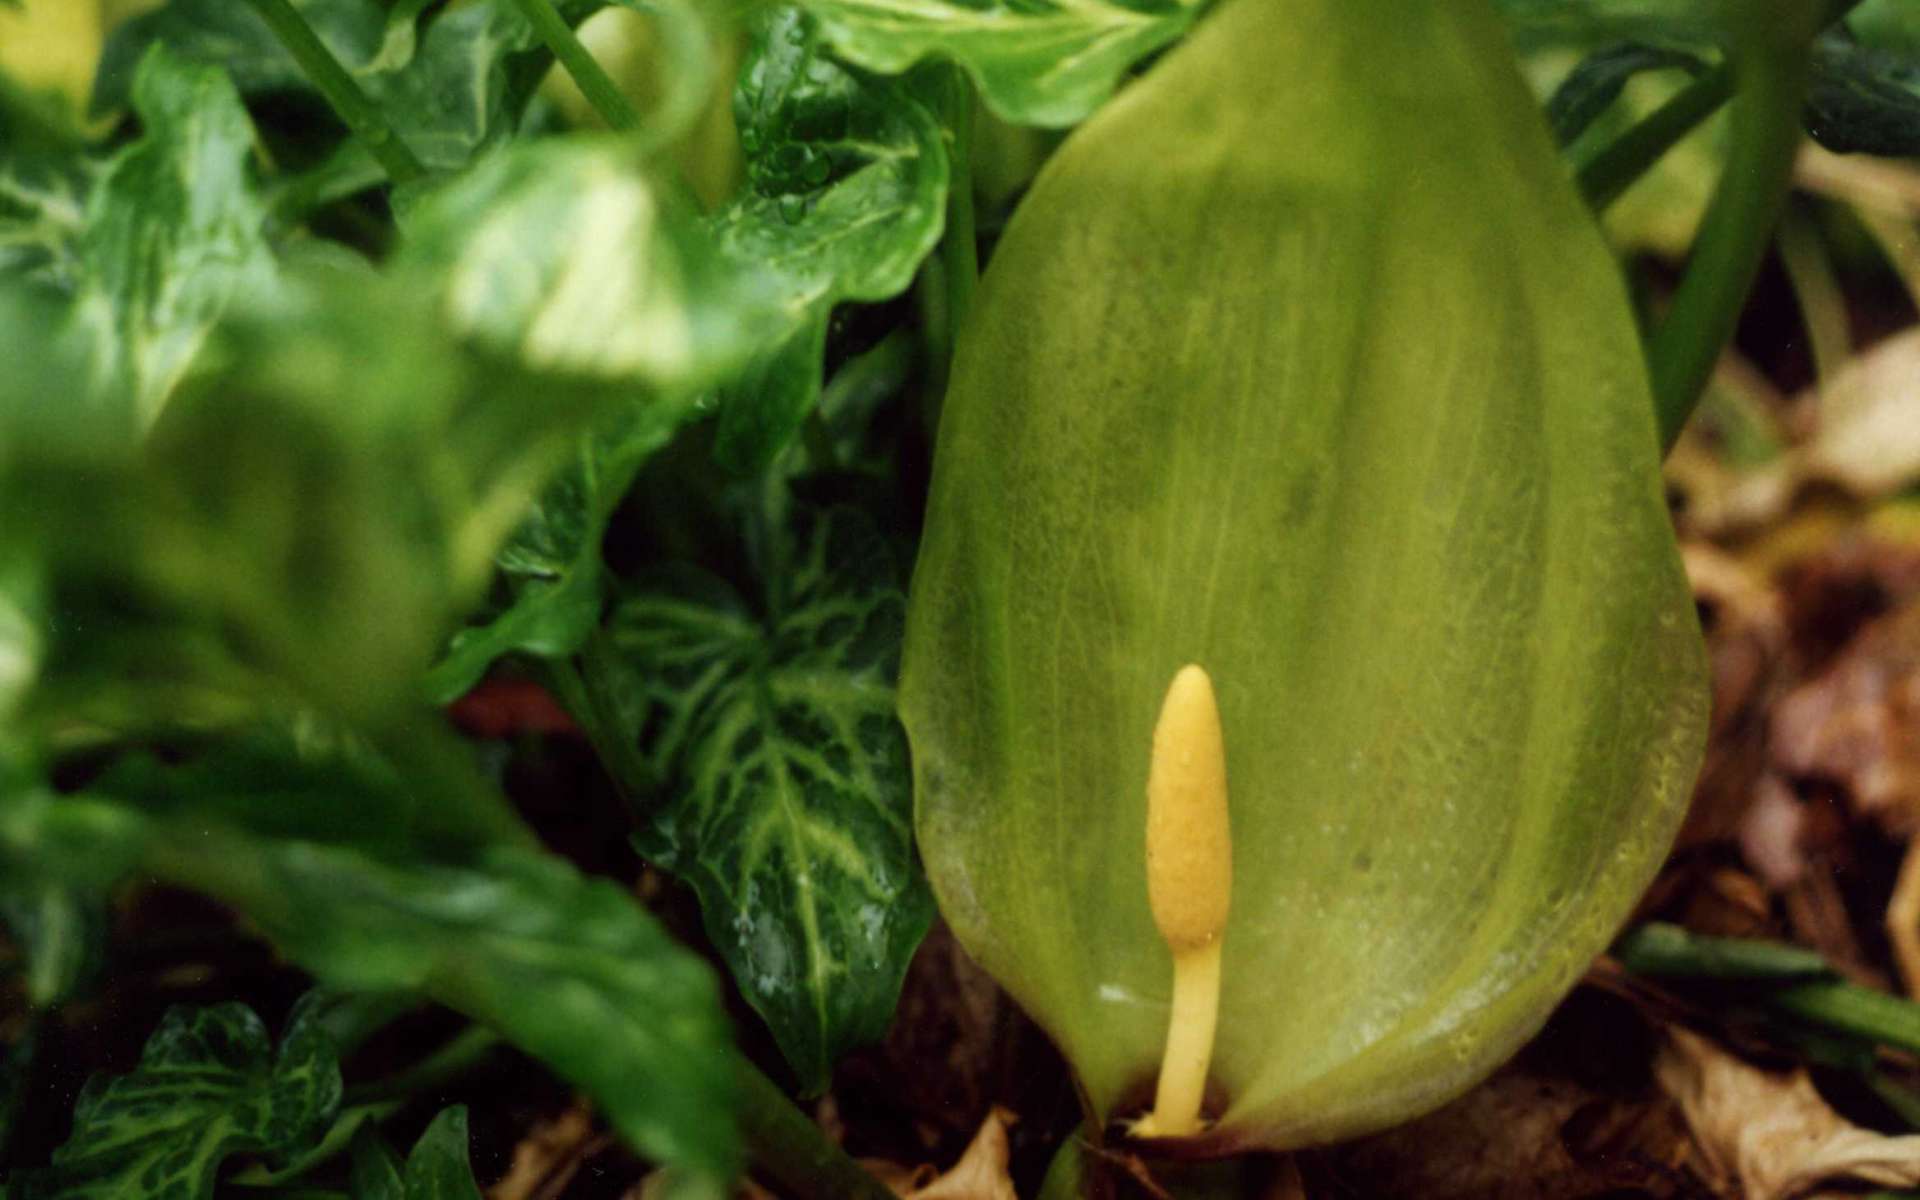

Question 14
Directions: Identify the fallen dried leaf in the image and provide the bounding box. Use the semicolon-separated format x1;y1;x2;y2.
1323;1057;1693;1199
1681;544;1788;852
1739;775;1811;890
1772;601;1920;831
488;1099;599;1200
1665;358;1797;539
1657;1026;1920;1199
1801;328;1920;500
908;1108;1018;1200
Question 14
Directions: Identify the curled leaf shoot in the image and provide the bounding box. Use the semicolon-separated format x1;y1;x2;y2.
1132;664;1231;1139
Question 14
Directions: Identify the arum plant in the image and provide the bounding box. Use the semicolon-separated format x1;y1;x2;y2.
901;0;1829;1172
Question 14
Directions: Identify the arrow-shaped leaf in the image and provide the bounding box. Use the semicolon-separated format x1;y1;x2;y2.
7;999;340;1200
608;507;933;1093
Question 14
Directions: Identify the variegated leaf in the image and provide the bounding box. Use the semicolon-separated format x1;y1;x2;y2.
610;507;932;1093
7;1000;339;1200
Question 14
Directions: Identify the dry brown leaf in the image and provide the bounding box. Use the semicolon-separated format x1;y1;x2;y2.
1772;601;1920;831
1656;1027;1920;1199
1324;1058;1693;1199
1264;1156;1306;1200
1664;356;1796;539
1680;543;1789;853
866;1108;1019;1200
908;1108;1018;1200
488;1099;598;1200
1801;328;1920;500
1739;775;1810;890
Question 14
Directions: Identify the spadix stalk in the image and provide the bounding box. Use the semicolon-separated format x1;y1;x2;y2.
1134;664;1231;1139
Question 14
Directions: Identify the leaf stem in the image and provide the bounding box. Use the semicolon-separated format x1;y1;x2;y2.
1646;24;1814;451
1576;63;1731;213
1614;921;1831;979
917;67;978;407
941;71;978;365
1575;0;1865;215
1769;979;1920;1056
733;1054;897;1200
239;0;424;185
1775;198;1852;383
509;0;640;132
342;1025;503;1105
1867;1069;1920;1130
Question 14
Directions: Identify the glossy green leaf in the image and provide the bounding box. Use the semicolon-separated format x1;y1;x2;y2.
0;714;736;1180
708;6;948;472
7;999;340;1199
94;717;530;858
153;834;740;1180
92;0;385;113
610;507;933;1092
397;135;775;385
348;1108;484;1200
901;0;1707;1152
426;399;691;702
1848;0;1920;57
789;0;1201;126
2;267;610;731
1805;31;1920;156
0;77;90;288
94;0;709;174
70;44;276;427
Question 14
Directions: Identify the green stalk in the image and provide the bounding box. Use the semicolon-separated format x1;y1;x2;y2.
1867;1070;1920;1130
239;0;424;185
918;67;979;407
1576;64;1732;214
733;1055;897;1200
342;1025;503;1105
508;0;640;132
1775;199;1852;383
1614;922;1830;979
1770;979;1920;1056
941;72;979;364
1576;0;1866;216
1646;23;1815;451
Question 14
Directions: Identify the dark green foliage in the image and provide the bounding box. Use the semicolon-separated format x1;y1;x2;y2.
783;0;1201;125
1547;41;1707;144
0;1028;30;1162
1806;31;1920;155
425;410;668;704
215;841;737;1177
614;508;932;1093
709;7;947;473
2;270;614;734
6;1000;340;1200
96;0;562;172
349;1108;485;1200
13;43;274;425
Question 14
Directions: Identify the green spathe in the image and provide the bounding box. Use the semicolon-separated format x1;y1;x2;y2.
899;0;1708;1153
